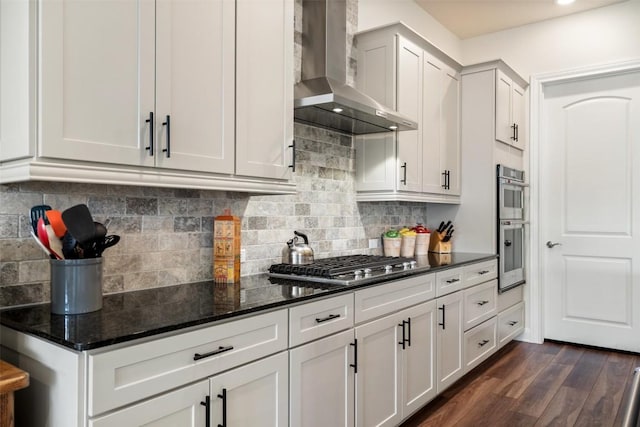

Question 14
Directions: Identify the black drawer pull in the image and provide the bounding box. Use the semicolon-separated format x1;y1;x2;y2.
316;313;341;323
350;339;358;373
478;270;490;275
478;339;490;347
476;300;490;306
508;320;519;326
145;111;154;156
217;388;227;427
200;395;211;427
446;278;460;284
194;345;234;361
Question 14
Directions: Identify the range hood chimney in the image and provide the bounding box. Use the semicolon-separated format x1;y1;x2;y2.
294;0;418;135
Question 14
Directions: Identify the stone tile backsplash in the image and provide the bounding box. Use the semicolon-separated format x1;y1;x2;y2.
0;123;429;308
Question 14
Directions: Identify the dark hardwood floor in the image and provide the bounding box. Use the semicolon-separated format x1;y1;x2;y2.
401;340;640;427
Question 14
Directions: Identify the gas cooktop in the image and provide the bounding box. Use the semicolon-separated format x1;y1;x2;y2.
268;255;431;286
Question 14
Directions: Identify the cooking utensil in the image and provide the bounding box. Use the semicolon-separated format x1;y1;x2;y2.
30;205;52;234
45;224;64;259
30;230;55;258
282;231;314;265
96;234;120;256
62;204;97;245
437;221;445;232
45;210;67;238
440;221;451;234
443;229;454;242
62;231;82;259
94;221;108;238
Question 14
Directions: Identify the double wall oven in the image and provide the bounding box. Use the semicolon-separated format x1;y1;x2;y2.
497;165;528;292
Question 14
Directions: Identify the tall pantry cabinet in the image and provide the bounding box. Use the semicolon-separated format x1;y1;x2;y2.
0;0;294;193
354;23;462;204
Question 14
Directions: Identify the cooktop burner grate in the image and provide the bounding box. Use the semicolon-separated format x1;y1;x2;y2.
268;255;414;278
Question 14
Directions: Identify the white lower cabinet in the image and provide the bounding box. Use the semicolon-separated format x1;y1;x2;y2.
90;352;288;427
289;329;355;427
435;290;464;394
355;300;437;427
209;352;289;427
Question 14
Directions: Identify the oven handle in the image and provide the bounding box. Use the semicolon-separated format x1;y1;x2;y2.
498;178;529;187
500;220;530;226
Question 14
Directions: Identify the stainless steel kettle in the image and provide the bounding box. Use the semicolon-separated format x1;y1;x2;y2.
282;231;314;265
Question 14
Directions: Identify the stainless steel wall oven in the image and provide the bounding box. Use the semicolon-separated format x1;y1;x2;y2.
497;165;528;292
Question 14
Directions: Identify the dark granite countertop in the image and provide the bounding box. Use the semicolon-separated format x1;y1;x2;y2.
0;252;495;351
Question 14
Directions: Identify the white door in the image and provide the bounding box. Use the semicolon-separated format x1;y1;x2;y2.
89;380;208;427
235;0;293;180
355;312;402;427
441;66;460;195
39;0;155;167
542;69;640;352
209;352;289;427
435;291;463;393
155;0;235;173
421;56;443;195
401;301;437;417
289;329;355;427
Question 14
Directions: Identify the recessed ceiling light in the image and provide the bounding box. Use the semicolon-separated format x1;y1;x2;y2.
332;107;343;113
555;0;575;5
389;125;398;130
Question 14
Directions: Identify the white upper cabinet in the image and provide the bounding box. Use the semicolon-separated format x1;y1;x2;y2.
495;69;526;151
1;0;294;193
354;23;461;203
235;0;293;180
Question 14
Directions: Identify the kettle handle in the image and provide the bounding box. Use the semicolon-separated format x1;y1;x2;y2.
294;230;309;244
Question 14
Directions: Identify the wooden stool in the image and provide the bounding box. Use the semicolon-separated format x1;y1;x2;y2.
0;360;29;427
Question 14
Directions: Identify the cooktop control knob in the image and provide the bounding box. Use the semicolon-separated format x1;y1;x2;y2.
410;260;417;269
353;269;363;277
402;262;410;270
363;268;372;276
384;265;393;273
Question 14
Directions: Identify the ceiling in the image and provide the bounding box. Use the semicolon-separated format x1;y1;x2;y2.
414;0;628;39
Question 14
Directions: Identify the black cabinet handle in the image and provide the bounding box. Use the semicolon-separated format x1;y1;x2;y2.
478;339;490;347
194;345;234;361
441;170;447;189
439;305;446;329
478;270;490;275
515;124;519;142
288;140;296;172
400;162;407;185
200;395;211;427
162;115;171;158
505;240;512;247
316;313;341;323
145;111;154;156
350;339;358;374
511;123;517;141
398;320;407;349
508;320;519;326
446;278;460;284
447;170;451;189
217;388;227;427
407;317;411;347
476;300;490;306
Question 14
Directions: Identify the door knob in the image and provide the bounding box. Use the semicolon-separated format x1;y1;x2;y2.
546;241;561;248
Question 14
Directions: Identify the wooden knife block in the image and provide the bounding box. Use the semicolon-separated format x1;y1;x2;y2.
429;231;452;254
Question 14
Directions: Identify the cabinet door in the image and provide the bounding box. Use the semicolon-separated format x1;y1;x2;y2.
155;0;235;173
421;57;443;194
511;84;526;151
495;69;513;145
355;313;402;427
396;37;423;193
441;67;460;195
40;0;155;167
209;352;288;427
355;133;397;192
436;291;463;393
89;380;208;427
401;300;437;418
290;330;355;427
235;0;293;180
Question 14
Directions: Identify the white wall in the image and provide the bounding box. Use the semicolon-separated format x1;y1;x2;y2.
357;0;462;63
462;0;640;80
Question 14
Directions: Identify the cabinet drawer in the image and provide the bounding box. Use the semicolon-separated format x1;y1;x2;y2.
463;259;497;289
355;273;435;323
289;294;354;347
435;267;463;297
498;284;523;312
498;302;525;348
464;317;497;372
463;280;498;331
88;309;288;416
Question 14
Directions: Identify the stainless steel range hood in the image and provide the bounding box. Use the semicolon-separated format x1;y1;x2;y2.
294;0;418;135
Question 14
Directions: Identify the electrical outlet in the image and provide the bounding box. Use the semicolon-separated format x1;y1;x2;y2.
368;239;379;249
240;248;246;262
